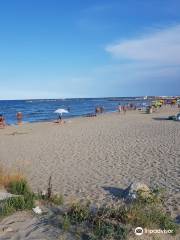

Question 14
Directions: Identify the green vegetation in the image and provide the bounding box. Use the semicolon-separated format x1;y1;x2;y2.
62;214;71;231
0;194;35;217
50;194;64;205
0;165;25;188
36;176;64;206
67;202;90;224
0;198;16;216
7;178;30;195
0;172;178;239
36;191;64;206
90;218;127;240
120;188;178;235
0;176;63;219
0;178;35;218
65;201;128;239
60;187;178;239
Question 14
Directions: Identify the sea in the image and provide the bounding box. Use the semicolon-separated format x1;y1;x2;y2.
0;97;150;125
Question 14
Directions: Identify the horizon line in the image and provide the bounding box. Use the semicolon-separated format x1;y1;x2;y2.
0;95;179;101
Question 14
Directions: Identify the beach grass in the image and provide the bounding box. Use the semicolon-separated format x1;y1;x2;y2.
0;173;178;239
0;165;25;189
59;187;178;239
50;193;64;205
0;195;34;217
7;178;30;195
0;165;179;239
0;165;35;217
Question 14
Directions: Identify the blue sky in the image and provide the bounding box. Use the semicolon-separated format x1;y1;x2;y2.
0;0;180;99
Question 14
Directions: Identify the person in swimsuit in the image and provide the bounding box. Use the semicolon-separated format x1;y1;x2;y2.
0;114;6;128
16;112;23;125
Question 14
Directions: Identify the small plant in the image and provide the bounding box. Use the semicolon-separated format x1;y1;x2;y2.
62;214;71;231
135;187;165;206
90;218;127;240
67;202;91;224
110;190;178;235
0;165;24;188
23;191;35;209
153;209;177;235
0;199;16;216
0;196;25;217
7;178;30;195
5;178;35;209
0;171;35;218
35;190;64;206
0;193;35;218
7;196;26;210
47;176;52;199
50;194;64;205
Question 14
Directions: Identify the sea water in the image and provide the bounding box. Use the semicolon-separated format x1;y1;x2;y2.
0;98;150;125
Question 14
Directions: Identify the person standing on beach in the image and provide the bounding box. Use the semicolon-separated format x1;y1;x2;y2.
118;104;122;113
0;114;6;128
16;112;23;125
123;105;127;114
100;106;104;113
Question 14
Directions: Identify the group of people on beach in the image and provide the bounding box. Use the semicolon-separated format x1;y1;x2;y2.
118;104;127;114
117;103;137;114
0;103;135;128
1;100;170;128
0;112;23;128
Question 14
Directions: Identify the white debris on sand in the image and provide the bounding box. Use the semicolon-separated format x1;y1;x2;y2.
32;206;42;214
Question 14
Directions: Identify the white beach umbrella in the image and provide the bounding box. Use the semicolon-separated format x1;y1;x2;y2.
54;108;69;116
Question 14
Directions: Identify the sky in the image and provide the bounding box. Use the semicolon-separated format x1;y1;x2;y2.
0;0;180;99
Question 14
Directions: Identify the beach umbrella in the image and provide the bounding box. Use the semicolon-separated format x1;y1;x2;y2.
54;108;69;120
54;108;69;115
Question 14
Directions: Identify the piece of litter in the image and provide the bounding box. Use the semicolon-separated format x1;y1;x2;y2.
41;190;46;196
32;206;42;214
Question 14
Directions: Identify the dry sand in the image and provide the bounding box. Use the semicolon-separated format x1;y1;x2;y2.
0;106;180;212
0;106;180;239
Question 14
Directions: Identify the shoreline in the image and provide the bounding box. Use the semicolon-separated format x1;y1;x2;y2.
3;103;179;127
0;97;153;125
3;110;119;127
3;110;118;126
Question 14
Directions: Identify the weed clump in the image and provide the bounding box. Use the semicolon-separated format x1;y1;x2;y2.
7;179;30;195
0;176;35;217
90;218;128;240
0;166;25;189
0;169;178;239
50;194;64;205
0;193;35;217
62;214;71;231
36;176;64;206
67;202;91;224
61;187;178;239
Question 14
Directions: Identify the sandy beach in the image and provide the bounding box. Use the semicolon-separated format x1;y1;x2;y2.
0;106;180;218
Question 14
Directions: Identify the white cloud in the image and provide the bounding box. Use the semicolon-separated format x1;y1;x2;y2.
106;25;180;65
